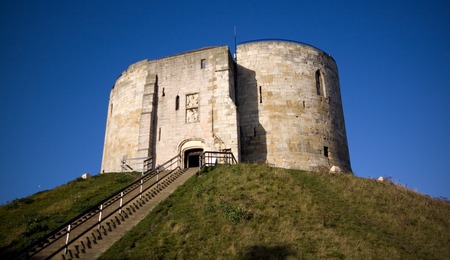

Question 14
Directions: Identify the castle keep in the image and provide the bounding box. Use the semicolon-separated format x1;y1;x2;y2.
101;40;351;173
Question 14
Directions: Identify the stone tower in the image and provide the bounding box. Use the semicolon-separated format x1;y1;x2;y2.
101;40;351;173
237;40;351;172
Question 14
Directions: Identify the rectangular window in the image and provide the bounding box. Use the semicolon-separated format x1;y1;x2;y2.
200;59;206;69
186;93;199;123
324;146;329;157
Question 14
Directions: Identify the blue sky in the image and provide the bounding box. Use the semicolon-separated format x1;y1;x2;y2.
1;0;449;204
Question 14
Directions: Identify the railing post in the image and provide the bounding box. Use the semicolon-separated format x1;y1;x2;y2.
98;204;103;229
119;191;123;214
156;172;159;189
139;179;143;199
64;224;71;254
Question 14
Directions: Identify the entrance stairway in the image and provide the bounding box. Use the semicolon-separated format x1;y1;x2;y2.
16;158;198;259
15;151;237;259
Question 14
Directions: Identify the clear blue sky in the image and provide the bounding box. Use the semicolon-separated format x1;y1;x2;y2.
1;0;449;204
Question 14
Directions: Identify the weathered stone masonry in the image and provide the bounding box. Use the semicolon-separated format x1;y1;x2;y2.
101;40;351;173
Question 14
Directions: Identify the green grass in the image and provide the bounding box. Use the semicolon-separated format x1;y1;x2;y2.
0;172;141;258
1;165;449;259
100;164;450;259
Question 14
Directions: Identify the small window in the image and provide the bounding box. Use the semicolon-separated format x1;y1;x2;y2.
158;127;161;141
259;86;263;103
175;95;180;110
315;70;325;96
162;88;165;97
324;146;329;157
200;59;206;69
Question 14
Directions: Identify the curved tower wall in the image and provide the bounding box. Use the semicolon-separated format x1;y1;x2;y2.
101;60;151;172
237;41;351;172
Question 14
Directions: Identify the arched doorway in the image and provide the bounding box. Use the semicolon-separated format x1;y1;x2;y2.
184;148;203;168
178;138;205;169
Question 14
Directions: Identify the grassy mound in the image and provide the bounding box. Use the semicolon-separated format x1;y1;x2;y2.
0;172;141;258
100;164;450;259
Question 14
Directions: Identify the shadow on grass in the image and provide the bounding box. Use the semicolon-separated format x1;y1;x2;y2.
240;245;294;259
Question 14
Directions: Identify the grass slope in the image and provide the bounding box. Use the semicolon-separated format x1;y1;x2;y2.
101;164;450;259
0;172;141;258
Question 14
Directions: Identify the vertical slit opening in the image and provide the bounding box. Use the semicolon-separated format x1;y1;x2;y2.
316;70;324;96
259;86;262;103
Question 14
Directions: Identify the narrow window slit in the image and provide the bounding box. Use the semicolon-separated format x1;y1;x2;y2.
259;86;262;103
316;70;325;96
175;95;180;110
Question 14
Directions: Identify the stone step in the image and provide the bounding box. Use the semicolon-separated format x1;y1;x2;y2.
50;168;197;259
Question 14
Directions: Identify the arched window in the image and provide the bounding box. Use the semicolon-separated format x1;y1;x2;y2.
175;95;180;110
315;70;325;96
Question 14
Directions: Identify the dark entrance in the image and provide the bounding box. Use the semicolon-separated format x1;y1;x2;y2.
184;148;203;168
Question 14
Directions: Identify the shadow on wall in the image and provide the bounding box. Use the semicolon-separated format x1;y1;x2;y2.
237;65;267;164
240;245;295;259
150;74;159;169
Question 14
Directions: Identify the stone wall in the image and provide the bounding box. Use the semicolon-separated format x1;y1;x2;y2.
101;40;351;173
236;41;351;172
101;47;240;172
101;60;150;172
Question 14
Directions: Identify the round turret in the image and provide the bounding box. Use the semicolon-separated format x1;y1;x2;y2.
236;40;351;172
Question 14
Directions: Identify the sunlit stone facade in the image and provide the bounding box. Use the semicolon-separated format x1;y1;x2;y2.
101;40;351;173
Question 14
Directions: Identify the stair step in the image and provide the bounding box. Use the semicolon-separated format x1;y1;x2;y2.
21;167;198;259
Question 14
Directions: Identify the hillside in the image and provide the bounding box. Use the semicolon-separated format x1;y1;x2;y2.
0;172;141;258
100;164;450;259
1;164;449;259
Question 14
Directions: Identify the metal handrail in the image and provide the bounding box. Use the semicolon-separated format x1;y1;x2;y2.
121;156;152;172
14;155;181;259
199;151;237;169
46;167;182;259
